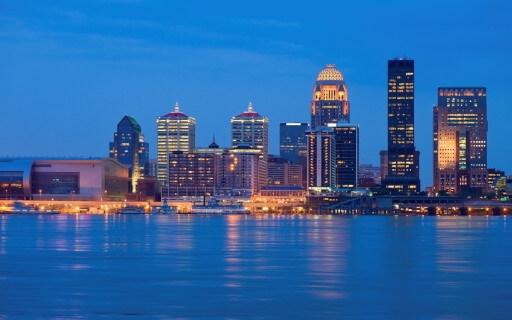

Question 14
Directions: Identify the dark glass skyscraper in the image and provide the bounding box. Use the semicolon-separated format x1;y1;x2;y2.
433;87;488;195
279;122;308;165
383;59;420;193
333;122;359;189
109;115;149;192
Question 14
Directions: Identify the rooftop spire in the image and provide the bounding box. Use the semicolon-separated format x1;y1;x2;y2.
174;102;180;113
247;101;253;112
208;134;219;149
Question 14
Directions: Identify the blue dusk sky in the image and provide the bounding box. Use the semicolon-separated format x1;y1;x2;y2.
1;0;510;187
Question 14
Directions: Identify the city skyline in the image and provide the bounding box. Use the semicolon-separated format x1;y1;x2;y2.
2;3;512;319
1;0;511;188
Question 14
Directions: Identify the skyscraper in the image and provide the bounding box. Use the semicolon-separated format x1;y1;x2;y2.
156;102;196;185
231;102;269;157
383;58;420;193
109;115;149;192
332;122;359;189
279;122;308;165
310;64;349;129
433;87;488;194
306;129;335;190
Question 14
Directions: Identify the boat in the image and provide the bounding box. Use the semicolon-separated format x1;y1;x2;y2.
119;206;146;214
192;197;249;214
152;198;176;214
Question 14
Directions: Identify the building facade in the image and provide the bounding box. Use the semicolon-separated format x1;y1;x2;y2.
359;164;382;187
433;87;488;194
383;58;420;194
332;122;359;189
215;147;267;197
109;115;149;192
231;103;269;157
156;103;196;185
310;64;350;129
267;155;304;187
32;159;128;200
306;129;335;191
279;122;308;165
379;150;388;183
0;159;33;199
0;158;128;200
165;151;215;198
487;168;506;195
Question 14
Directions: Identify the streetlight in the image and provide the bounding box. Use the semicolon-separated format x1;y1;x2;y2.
39;189;42;201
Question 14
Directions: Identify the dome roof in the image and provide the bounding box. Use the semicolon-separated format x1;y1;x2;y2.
316;64;344;81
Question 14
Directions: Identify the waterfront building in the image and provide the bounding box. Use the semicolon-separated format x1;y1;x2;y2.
231;102;269;157
166;151;215;197
487;168;506;195
31;159;128;201
109;115;149;192
311;64;350;129
306;129;335;191
267;155;304;187
133;176;157;201
0;158;128;200
249;185;307;213
359;164;381;187
383;58;420;194
332;122;359;189
215;146;267;197
156;103;196;185
433;87;488;195
0;159;33;200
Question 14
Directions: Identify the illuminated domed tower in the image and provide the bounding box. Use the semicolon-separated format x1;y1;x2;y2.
310;64;349;129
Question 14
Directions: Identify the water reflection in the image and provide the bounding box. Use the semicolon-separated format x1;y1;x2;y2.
435;218;479;274
306;215;347;301
0;214;511;319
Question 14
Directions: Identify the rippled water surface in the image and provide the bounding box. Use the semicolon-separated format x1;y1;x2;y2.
1;214;511;319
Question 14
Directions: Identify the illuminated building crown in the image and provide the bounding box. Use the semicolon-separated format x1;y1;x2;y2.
316;64;344;81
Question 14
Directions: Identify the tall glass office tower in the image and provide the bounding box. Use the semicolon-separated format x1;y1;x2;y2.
332;122;359;189
383;58;420;194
